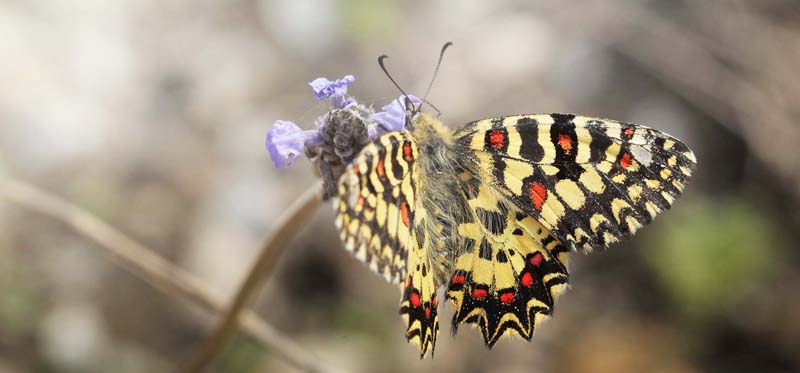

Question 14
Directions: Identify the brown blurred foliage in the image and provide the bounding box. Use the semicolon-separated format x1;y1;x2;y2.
1;1;799;372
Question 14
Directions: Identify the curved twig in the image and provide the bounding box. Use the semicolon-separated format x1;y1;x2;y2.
181;181;323;372
0;177;328;373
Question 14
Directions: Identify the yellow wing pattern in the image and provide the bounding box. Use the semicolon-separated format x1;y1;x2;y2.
456;114;696;253
446;173;569;345
446;113;695;347
334;131;439;357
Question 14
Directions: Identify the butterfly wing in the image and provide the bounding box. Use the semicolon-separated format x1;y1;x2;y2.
455;114;696;253
446;113;694;347
334;131;439;357
446;173;570;346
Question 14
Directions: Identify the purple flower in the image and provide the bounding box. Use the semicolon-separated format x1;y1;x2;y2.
267;75;423;171
371;95;422;133
266;120;322;168
309;75;356;109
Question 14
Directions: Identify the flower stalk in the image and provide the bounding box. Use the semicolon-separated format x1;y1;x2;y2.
182;181;323;372
0;177;331;373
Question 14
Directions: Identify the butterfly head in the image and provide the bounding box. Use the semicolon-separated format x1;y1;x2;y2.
403;95;421;130
409;111;451;142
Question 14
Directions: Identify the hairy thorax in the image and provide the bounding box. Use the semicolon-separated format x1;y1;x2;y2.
409;113;475;283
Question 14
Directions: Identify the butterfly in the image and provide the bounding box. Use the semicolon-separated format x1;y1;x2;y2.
333;109;696;357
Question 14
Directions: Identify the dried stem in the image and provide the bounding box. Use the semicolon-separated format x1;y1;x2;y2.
0;177;329;373
181;182;323;372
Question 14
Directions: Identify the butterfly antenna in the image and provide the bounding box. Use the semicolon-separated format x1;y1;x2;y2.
378;55;411;104
378;53;441;116
419;41;453;112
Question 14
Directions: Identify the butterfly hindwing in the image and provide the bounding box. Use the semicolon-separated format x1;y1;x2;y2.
400;206;440;357
446;176;569;346
455;114;696;252
335;131;439;357
335;131;415;283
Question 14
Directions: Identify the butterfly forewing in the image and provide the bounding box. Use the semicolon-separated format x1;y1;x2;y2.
454;113;696;253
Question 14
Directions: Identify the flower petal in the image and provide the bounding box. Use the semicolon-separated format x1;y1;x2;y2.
370;95;422;134
331;95;357;110
309;75;355;100
266;120;319;168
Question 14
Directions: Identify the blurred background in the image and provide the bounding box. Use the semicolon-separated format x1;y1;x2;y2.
1;0;799;372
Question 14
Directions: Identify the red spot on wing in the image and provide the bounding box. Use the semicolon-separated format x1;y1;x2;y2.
432;296;438;307
376;154;386;179
624;127;634;137
352;165;360;174
399;201;411;228
410;292;421;308
500;291;515;304
529;182;547;212
521;272;534;287
451;274;465;285
529;252;543;267
558;134;573;152
620;152;632;169
488;130;506;151
471;288;487;299
424;306;431;319
402;141;414;162
356;196;364;207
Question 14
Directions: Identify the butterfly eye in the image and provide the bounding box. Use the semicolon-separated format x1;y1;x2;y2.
403;96;418;129
403;96;416;113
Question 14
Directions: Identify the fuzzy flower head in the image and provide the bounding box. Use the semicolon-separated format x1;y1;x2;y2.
266;75;419;197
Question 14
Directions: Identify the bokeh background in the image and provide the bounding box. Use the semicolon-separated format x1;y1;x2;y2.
1;1;799;372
